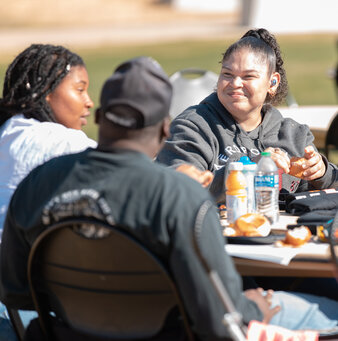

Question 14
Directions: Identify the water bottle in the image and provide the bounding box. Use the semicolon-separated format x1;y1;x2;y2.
254;152;279;224
226;162;247;226
239;156;257;213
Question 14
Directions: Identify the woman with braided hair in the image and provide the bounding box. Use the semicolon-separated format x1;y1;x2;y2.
157;28;337;203
0;44;97;233
0;44;96;340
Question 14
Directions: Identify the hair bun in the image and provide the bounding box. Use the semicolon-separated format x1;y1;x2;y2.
250;31;261;40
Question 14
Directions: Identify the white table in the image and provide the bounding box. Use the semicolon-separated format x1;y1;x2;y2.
278;105;338;149
222;213;336;278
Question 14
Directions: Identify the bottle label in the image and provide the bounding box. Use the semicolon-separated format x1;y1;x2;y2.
255;175;279;188
243;172;255;213
226;195;247;225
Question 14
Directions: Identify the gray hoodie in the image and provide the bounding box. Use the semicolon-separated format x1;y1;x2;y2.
157;92;337;203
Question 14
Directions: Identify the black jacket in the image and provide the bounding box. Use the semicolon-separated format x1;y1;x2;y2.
0;148;261;341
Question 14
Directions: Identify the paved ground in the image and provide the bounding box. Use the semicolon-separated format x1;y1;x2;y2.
0;2;244;61
0;18;242;53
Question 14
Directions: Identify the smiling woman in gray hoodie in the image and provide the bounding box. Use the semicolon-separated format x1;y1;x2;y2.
157;28;337;203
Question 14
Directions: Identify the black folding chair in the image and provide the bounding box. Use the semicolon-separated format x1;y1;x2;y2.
26;218;194;341
324;112;338;164
6;307;25;341
192;201;247;341
329;210;338;282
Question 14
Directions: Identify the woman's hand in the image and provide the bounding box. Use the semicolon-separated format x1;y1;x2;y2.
244;288;280;324
264;147;290;173
292;146;326;181
176;164;214;188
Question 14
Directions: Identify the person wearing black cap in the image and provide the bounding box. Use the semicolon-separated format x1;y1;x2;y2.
1;56;338;340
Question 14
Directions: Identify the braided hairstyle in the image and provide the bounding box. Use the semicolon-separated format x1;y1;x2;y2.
221;28;288;106
0;44;84;126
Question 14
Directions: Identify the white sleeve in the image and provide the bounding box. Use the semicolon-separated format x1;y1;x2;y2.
10;123;97;184
30;122;97;162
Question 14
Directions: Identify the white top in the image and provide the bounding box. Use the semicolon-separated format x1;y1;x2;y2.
0;114;97;234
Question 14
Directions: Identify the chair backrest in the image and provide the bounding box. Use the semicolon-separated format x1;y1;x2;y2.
169;68;218;119
6;307;25;341
329;210;338;282
27;218;194;340
325;112;338;163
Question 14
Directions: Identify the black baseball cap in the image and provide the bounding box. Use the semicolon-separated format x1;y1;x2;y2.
100;56;172;129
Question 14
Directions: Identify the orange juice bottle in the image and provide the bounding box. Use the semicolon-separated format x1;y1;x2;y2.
226;162;247;226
